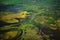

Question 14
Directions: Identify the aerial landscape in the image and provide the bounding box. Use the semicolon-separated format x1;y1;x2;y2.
0;0;60;40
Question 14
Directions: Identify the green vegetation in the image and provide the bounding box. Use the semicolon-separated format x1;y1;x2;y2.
0;0;60;40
